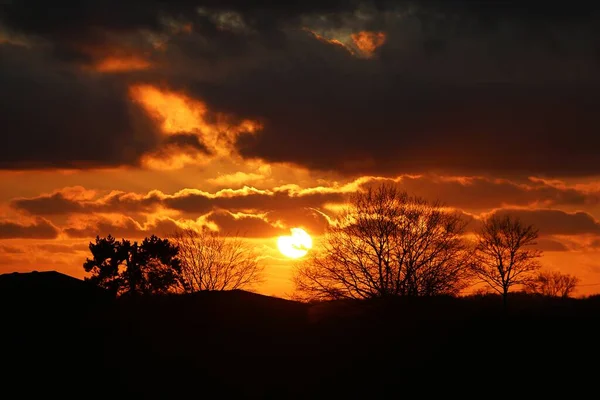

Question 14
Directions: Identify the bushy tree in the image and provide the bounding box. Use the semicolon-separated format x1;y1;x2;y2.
83;234;182;297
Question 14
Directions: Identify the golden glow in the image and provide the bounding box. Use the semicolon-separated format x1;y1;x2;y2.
129;84;207;134
129;84;262;169
129;84;261;160
351;31;386;58
277;228;313;259
94;56;151;72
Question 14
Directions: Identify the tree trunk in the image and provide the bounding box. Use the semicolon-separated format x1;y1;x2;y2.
502;287;508;311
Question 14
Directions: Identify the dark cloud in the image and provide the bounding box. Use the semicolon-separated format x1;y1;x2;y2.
206;207;332;238
12;186;345;216
0;244;25;254
361;176;598;210
0;218;59;239
535;238;569;252
13;176;600;220
186;3;600;177
266;208;330;236
231;77;600;177
490;209;600;236
0;45;160;169
1;1;600;175
162;133;211;154
207;210;283;238
12;191;87;215
165;188;345;215
11;188;162;215
64;216;180;239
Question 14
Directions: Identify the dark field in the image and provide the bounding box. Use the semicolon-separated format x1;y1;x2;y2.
1;271;598;398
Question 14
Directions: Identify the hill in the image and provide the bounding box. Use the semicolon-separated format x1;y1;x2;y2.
2;271;600;397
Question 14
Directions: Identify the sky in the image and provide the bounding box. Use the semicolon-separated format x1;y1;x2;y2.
1;1;600;297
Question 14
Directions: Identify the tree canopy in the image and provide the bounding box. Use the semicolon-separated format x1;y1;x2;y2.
83;234;182;296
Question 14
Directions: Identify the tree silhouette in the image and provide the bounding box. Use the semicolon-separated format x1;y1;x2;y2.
83;234;182;296
526;270;579;298
294;184;471;300
174;229;264;291
470;215;541;307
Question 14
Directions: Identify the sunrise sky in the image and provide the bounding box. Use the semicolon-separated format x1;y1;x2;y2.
1;1;600;297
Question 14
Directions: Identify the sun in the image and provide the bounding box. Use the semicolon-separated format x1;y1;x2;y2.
277;228;313;259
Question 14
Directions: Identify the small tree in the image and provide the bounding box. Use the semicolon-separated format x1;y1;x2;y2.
526;271;579;298
83;234;182;297
470;215;541;307
294;184;471;301
174;229;264;292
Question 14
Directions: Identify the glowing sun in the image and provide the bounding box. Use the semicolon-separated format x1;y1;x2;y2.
277;228;313;259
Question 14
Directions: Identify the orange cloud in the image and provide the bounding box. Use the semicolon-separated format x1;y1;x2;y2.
130;84;207;134
208;171;268;186
63;214;184;239
304;28;386;59
94;56;151;73
303;28;354;54
129;84;261;168
0;217;59;239
351;31;386;58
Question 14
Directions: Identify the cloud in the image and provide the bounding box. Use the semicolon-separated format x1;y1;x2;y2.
164;186;346;215
0;51;256;170
0;218;59;239
489;208;600;236
1;2;599;175
63;215;182;239
207;171;269;186
93;56;151;73
535;238;570;252
265;208;331;236
207;210;283;238
0;244;26;254
303;29;386;58
359;175;599;210
13;175;600;221
9;185;343;217
36;243;89;254
350;31;386;58
129;83;261;168
0;45;162;169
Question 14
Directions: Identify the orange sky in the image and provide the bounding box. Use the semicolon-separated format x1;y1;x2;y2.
2;3;600;297
2;80;600;297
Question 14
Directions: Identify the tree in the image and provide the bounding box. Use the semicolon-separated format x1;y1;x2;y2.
293;184;471;301
83;234;182;297
174;229;264;292
470;215;541;307
526;271;579;298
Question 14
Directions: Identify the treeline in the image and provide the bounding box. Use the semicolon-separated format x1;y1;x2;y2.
84;184;579;305
294;184;579;305
84;230;264;297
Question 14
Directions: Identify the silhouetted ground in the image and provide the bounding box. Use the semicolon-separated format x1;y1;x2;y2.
1;271;599;398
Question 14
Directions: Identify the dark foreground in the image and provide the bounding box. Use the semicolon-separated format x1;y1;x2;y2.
1;271;599;398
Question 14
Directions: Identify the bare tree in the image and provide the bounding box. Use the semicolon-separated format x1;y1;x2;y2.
293;184;471;301
526;271;579;298
470;215;541;307
174;229;264;292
